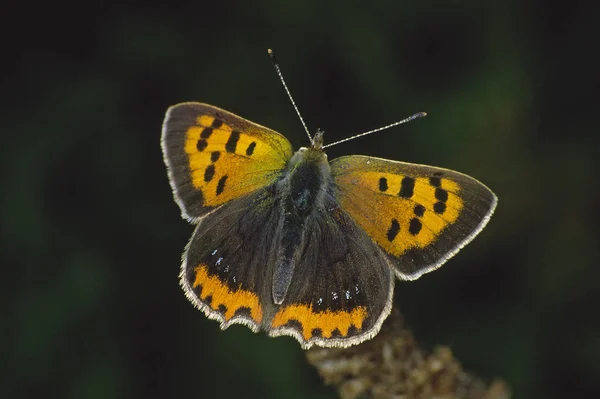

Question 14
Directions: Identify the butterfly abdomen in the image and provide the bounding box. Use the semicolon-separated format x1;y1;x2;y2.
272;147;332;304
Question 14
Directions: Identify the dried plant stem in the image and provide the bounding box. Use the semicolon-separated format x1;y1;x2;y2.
306;309;510;399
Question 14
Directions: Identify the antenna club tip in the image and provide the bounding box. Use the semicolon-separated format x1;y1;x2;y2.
419;112;427;117
268;48;278;64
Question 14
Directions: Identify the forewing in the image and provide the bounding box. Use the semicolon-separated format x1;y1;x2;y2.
331;155;497;280
161;103;293;221
268;197;394;349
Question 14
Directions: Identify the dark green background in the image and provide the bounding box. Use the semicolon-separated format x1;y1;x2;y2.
3;1;598;398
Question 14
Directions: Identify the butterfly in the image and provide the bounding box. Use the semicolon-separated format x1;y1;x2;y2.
161;99;497;349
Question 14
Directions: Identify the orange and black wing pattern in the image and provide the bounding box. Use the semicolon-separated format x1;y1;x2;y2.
161;103;293;221
268;193;394;349
180;189;279;333
331;155;497;279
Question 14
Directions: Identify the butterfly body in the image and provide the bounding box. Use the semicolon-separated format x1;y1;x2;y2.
270;142;332;305
162;102;497;349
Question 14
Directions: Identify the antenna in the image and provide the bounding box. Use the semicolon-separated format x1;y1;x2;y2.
322;112;427;149
268;49;312;142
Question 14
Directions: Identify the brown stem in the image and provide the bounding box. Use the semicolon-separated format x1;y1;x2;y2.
306;309;511;399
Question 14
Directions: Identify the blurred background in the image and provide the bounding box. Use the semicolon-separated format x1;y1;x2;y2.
2;1;598;398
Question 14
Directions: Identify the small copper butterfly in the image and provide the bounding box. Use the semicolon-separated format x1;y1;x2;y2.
161;51;497;349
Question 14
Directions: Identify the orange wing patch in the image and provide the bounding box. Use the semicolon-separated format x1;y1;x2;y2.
192;264;263;324
184;114;290;208
333;159;464;257
271;304;367;340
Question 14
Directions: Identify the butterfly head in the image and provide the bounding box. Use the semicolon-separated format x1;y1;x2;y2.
311;129;324;150
293;130;329;169
295;129;328;165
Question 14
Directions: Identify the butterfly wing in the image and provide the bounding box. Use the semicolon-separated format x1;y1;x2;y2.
181;188;283;332
161;103;293;221
331;155;497;279
268;194;394;349
182;184;394;347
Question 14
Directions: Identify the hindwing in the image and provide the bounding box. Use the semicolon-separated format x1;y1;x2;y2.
268;194;394;349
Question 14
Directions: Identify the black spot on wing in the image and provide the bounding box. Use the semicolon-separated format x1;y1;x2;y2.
225;131;240;153
429;176;441;187
414;204;426;217
211;151;220;162
246;142;256;156
379;177;388;192
192;283;203;298
434;202;447;214
197;139;208;152
409;218;422;235
387;219;400;242
234;307;251;318
399;177;415;198
204;165;215;182
330;328;342;338
435;188;448;202
282;318;303;331
216;175;228;196
201;127;213;139
311;328;323;338
211;119;223;128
